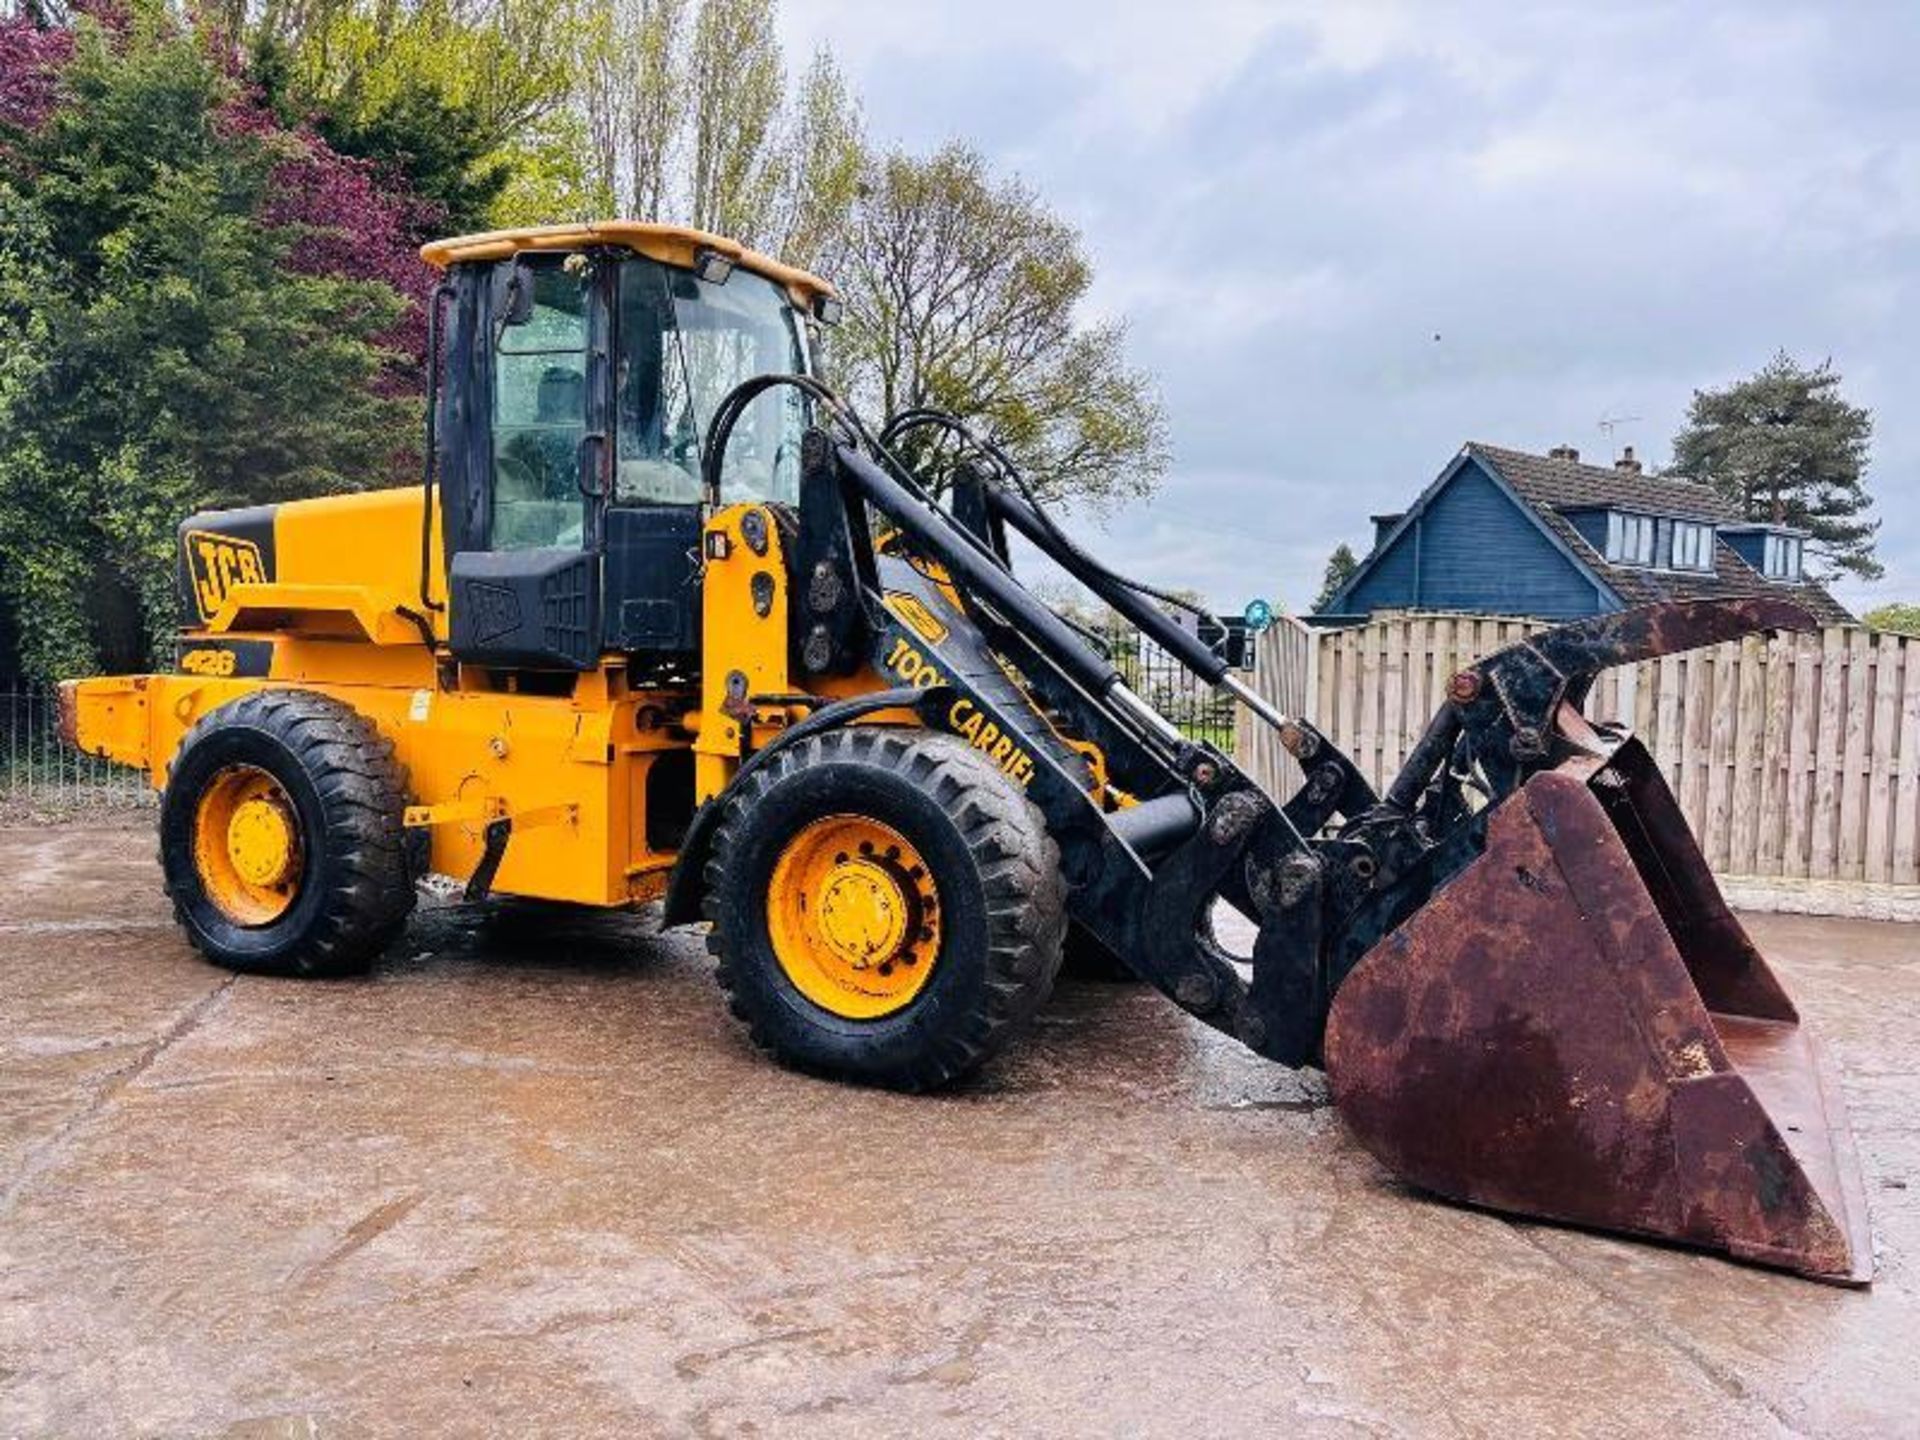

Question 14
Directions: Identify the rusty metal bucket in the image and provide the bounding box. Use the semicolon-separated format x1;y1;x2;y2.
1323;722;1872;1283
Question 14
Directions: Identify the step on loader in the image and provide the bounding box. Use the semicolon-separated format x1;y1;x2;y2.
60;222;1871;1283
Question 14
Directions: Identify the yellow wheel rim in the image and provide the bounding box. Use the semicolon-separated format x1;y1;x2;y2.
193;764;302;926
766;814;942;1020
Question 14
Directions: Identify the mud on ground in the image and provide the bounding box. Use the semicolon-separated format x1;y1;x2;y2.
2;824;1916;1437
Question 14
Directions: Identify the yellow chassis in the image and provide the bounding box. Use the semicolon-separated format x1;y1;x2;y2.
66;649;690;906
61;498;863;908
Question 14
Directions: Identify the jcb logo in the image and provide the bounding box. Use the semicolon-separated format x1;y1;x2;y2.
184;531;267;620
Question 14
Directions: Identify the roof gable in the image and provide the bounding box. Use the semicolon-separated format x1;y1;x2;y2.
1321;449;1620;615
1468;445;1853;625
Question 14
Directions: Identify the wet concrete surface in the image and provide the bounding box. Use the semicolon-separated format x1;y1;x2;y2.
1;825;1915;1438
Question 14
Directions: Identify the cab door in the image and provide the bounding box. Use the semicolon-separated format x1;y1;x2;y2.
445;255;609;671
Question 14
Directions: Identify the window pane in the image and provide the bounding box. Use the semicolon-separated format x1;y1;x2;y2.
1671;521;1710;571
499;267;588;354
1615;513;1654;566
1764;534;1785;577
492;265;587;550
615;260;805;507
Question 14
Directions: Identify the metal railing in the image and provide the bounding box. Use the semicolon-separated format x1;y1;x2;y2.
1;686;152;820
1083;620;1241;751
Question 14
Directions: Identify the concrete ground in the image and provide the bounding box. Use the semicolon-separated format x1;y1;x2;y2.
1;825;1915;1439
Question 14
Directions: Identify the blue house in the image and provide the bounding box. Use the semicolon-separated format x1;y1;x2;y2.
1317;442;1852;625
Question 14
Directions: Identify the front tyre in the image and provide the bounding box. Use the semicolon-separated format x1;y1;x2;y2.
705;728;1066;1091
159;689;414;978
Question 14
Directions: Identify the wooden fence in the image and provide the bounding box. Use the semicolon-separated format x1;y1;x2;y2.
1235;611;1920;886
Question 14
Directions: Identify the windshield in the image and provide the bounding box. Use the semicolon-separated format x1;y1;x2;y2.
615;259;808;507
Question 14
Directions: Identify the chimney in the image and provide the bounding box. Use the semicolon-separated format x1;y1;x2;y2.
1547;443;1580;462
1615;446;1642;474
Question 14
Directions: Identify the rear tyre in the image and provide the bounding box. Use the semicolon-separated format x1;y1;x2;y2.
159;689;414;978
705;728;1067;1090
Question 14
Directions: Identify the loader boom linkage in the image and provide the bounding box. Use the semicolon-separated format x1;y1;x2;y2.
753;430;1869;1283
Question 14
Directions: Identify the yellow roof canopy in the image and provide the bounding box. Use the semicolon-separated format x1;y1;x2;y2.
418;221;836;310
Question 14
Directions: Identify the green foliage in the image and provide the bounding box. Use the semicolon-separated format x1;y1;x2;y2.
0;8;411;679
1315;542;1360;610
1863;604;1920;638
686;0;782;239
575;0;862;271
1669;352;1880;583
767;48;863;273
248;0;585;233
836;143;1168;508
256;40;508;233
492;106;599;227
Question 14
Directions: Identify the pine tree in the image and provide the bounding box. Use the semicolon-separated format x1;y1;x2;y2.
1669;352;1879;582
1314;542;1359;610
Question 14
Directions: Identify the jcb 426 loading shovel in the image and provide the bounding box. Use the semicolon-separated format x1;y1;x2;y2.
57;224;1870;1288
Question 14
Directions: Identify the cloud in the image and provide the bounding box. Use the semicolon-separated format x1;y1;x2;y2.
782;0;1920;613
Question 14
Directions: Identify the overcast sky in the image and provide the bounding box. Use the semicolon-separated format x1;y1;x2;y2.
777;0;1917;616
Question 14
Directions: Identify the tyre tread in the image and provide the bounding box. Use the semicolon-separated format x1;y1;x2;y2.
703;728;1065;1090
161;689;414;978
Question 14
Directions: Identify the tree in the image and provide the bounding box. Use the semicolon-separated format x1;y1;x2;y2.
0;5;416;679
1864;604;1920;638
0;13;73;135
835;143;1167;507
1314;542;1359;610
573;0;861;271
582;0;687;220
765;48;862;273
1669;352;1880;582
684;0;781;239
244;0;585;234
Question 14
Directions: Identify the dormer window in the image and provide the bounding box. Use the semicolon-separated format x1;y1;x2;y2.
1719;524;1807;583
1605;511;1656;566
1670;520;1714;572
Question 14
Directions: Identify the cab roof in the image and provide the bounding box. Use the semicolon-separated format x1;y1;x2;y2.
418;221;836;309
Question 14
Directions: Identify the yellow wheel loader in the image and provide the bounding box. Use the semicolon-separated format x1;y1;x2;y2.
61;222;1872;1282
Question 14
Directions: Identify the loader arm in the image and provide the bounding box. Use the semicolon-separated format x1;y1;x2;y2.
668;393;1870;1285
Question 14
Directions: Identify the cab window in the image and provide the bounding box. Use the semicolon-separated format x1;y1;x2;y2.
614;259;806;507
493;263;587;549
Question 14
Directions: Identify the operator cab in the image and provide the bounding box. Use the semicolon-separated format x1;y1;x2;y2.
422;223;836;672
